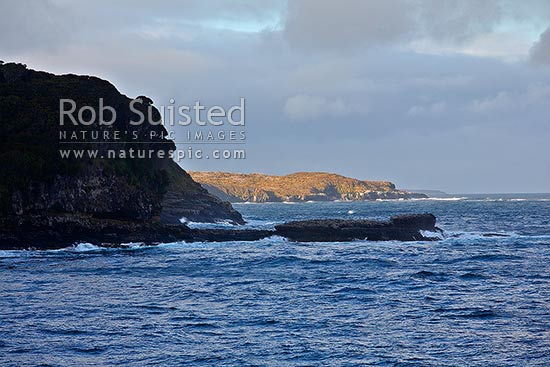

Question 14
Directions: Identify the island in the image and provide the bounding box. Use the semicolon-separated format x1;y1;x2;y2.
190;171;427;202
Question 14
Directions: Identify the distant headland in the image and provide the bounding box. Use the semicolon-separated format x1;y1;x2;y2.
189;171;427;203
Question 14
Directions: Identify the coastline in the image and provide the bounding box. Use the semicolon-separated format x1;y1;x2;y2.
0;213;440;250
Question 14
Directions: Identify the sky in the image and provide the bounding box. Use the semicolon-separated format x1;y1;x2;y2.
1;0;550;193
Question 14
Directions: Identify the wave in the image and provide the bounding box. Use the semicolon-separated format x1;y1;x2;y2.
464;198;550;202
185;218;280;230
420;230;444;240
0;241;159;258
184;219;236;228
410;197;467;201
233;201;302;205
158;235;287;249
228;197;550;205
411;270;448;280
441;230;515;241
66;242;158;252
432;307;500;319
68;242;101;252
436;230;550;245
351;196;546;203
372;197;468;202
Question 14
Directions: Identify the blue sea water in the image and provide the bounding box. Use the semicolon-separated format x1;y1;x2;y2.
1;195;549;366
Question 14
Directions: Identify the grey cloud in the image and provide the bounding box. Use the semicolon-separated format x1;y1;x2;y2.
284;0;414;51
282;0;550;52
0;0;73;52
416;0;502;43
1;0;283;55
407;101;446;116
499;0;550;25
283;94;368;121
470;83;550;113
530;27;550;65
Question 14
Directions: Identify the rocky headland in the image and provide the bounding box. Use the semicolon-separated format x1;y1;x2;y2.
0;62;439;250
190;171;427;203
0;62;243;230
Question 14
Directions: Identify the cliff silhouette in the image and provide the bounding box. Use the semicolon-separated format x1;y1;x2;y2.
0;62;243;225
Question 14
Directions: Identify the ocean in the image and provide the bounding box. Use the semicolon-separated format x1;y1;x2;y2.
1;195;549;366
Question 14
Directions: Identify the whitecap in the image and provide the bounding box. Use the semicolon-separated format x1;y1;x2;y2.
70;243;102;252
420;230;444;240
410;197;467;201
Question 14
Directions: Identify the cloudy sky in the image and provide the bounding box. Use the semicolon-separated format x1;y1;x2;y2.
2;0;550;193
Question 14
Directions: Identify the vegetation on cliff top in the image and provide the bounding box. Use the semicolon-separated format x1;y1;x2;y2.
190;171;425;202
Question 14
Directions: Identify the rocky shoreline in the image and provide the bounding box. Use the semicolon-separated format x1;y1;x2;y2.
0;64;441;251
0;213;441;250
189;171;428;203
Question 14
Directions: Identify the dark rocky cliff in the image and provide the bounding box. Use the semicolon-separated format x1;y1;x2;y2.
0;62;243;225
160;163;245;224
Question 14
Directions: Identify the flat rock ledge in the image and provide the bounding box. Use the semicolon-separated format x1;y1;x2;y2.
0;213;440;250
275;214;440;242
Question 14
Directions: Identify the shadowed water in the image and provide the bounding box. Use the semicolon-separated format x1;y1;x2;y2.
1;195;549;366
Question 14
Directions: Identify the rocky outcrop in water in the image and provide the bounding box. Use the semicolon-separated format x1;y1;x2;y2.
0;213;440;250
189;171;427;202
275;214;440;242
